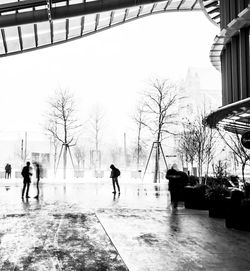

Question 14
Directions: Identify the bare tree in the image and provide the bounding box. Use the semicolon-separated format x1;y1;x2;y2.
178;124;197;174
132;101;147;169
45;89;81;179
217;128;250;185
48;117;59;176
89;105;105;170
110;146;122;165
143;79;179;182
178;111;217;180
74;145;85;170
192;114;215;179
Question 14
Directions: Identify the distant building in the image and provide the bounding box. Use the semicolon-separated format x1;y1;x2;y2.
169;67;221;171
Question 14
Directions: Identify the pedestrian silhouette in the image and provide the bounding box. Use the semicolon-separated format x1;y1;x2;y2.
21;161;32;198
5;163;11;179
110;164;120;194
166;167;187;208
34;163;41;199
7;164;11;179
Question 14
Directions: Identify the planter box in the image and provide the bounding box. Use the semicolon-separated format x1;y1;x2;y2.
94;170;104;178
208;197;229;218
184;186;208;210
74;170;84;178
226;193;250;231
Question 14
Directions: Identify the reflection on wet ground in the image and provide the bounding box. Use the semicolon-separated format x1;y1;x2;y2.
0;181;250;270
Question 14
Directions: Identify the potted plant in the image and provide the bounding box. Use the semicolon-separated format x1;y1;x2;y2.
184;184;208;210
225;186;250;231
206;181;230;218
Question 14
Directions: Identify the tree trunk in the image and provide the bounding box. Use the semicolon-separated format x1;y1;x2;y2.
242;163;246;186
191;160;194;175
63;145;67;179
154;144;160;183
54;147;57;177
137;123;141;170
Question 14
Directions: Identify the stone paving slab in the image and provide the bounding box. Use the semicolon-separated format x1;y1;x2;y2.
0;210;128;271
0;182;250;271
97;208;250;271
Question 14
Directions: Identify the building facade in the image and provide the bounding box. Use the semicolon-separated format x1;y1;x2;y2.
207;0;250;133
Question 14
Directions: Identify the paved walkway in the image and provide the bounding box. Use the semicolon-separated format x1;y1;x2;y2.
0;181;250;270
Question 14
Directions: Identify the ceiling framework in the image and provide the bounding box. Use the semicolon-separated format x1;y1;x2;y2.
210;7;250;71
205;97;250;134
199;0;220;26
0;0;201;57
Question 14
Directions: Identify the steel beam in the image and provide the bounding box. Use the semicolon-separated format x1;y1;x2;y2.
0;0;167;28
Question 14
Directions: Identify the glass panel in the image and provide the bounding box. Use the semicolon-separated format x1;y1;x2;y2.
68;16;81;38
0;35;5;55
0;0;17;4
1;11;16;15
69;0;84;4
4;26;20;53
126;6;140;20
52;2;66;8
20;24;35;50
193;1;201;10
35;5;47;10
181;0;198;9
98;11;111;29
112;9;125;24
167;0;182;10
153;1;168;12
37;21;51;46
18;8;33;13
82;14;95;34
140;4;154;15
53;19;66;43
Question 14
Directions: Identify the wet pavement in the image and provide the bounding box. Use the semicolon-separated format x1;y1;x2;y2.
0;181;250;270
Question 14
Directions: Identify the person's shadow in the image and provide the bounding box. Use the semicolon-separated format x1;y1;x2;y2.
112;192;120;203
22;197;30;211
169;208;181;234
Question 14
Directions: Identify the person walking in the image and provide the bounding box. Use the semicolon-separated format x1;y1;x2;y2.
166;167;181;208
5;164;9;179
7;164;12;179
110;164;120;194
34;163;41;199
21;161;32;199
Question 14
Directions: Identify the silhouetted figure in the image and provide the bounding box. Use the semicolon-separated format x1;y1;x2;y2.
166;168;188;208
34;163;41;199
5;163;11;179
110;164;120;194
7;164;11;179
21;162;32;198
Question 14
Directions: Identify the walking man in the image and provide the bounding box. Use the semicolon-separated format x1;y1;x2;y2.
5;164;9;179
166;167;181;208
7;164;12;179
34;163;41;199
110;164;120;194
21;161;32;199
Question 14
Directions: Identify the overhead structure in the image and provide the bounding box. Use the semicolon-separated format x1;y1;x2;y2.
2;1;249;136
0;0;202;57
199;0;220;26
206;0;250;134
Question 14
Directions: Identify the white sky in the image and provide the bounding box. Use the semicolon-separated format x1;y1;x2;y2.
0;11;221;145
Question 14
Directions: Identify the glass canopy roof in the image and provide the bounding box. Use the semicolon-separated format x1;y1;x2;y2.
0;0;202;57
206;97;250;134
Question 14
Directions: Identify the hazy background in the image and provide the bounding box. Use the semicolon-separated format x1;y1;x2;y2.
0;11;221;172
